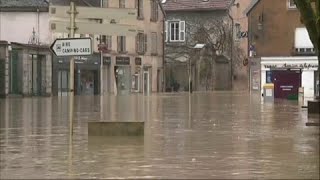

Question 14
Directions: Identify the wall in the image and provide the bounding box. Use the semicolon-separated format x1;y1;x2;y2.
248;0;303;57
0;12;51;45
230;0;252;90
164;10;231;90
50;0;164;93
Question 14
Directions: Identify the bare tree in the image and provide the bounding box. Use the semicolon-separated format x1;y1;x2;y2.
165;18;244;91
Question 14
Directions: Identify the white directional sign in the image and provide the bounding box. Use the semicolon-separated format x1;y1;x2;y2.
50;38;92;56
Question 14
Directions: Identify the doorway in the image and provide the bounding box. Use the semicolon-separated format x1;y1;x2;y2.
114;66;131;95
143;70;150;95
273;70;301;100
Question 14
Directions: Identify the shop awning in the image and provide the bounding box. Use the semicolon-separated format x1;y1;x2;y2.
295;27;313;49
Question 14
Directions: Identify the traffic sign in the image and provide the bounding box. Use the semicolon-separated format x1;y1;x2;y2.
50;6;137;21
50;38;92;56
50;21;138;36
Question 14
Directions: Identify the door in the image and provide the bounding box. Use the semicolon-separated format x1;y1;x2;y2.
143;70;150;95
58;70;69;96
115;66;131;95
11;50;19;94
0;60;5;95
273;70;301;100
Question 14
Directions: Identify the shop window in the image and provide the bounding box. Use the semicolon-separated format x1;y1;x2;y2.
132;74;140;92
266;71;273;83
119;0;125;8
103;0;108;7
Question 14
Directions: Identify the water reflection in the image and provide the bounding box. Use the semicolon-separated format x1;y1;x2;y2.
0;92;319;179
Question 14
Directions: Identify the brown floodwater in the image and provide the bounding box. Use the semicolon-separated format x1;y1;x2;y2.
0;92;319;179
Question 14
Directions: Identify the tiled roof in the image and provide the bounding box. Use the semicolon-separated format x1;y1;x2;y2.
0;0;49;8
50;0;100;7
162;0;233;11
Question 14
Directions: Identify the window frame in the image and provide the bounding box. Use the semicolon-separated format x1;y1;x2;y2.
288;0;296;9
168;21;185;42
150;0;159;22
136;0;144;20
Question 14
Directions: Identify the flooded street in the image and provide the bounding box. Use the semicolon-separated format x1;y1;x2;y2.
0;92;319;179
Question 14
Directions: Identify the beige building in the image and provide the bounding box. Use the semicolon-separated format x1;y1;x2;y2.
230;0;252;90
50;0;165;96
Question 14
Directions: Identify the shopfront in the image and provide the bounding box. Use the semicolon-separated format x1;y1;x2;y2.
52;53;100;96
261;57;319;99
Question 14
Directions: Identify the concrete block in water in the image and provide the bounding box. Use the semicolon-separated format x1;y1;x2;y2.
88;122;144;136
307;101;320;114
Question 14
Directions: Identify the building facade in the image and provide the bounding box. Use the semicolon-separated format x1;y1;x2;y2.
230;0;252;90
0;0;53;97
246;0;319;99
50;0;165;96
162;0;234;92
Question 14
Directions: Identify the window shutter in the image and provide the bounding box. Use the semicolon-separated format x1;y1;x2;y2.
144;34;147;53
136;34;139;53
179;21;185;41
165;21;168;42
117;36;120;52
123;36;126;52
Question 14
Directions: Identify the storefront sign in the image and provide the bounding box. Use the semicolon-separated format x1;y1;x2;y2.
264;63;318;69
135;58;142;65
103;57;111;65
116;57;130;65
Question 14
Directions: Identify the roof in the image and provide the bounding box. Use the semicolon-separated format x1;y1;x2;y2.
162;0;233;11
244;0;259;15
50;0;100;7
0;0;49;11
0;0;49;7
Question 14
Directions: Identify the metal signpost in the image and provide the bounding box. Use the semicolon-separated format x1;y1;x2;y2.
50;2;139;135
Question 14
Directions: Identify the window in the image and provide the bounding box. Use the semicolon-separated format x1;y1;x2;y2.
288;0;296;9
101;35;112;50
119;0;125;8
150;0;158;22
266;71;273;83
103;0;108;7
136;33;147;54
117;36;126;53
235;23;241;40
169;21;185;42
151;32;157;55
136;0;144;19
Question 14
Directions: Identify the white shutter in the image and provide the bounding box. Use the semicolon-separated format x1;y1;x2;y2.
165;21;168;42
179;21;185;42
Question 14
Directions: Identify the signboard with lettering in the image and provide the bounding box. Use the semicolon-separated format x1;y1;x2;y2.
135;58;142;65
263;63;318;69
116;57;130;65
50;38;92;56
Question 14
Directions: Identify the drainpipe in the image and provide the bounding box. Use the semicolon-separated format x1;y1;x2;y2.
162;18;165;92
228;11;234;90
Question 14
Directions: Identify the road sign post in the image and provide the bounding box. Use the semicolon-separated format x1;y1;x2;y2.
69;1;76;136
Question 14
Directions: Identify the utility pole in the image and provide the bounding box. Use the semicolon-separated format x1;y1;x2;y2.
100;0;104;96
68;1;76;135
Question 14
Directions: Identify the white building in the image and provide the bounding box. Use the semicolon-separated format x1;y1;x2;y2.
0;0;52;96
